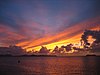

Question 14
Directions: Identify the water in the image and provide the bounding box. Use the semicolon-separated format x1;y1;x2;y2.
0;57;100;75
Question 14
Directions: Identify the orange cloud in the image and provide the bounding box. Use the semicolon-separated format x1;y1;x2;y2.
0;16;99;52
16;16;100;51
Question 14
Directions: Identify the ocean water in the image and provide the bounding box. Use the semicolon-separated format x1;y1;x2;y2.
0;57;100;75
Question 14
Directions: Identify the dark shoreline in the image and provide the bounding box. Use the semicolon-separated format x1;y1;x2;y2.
0;54;100;57
0;54;57;57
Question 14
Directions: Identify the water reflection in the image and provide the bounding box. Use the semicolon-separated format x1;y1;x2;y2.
0;57;100;75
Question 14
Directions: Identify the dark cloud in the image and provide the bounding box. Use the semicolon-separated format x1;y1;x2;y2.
0;0;100;51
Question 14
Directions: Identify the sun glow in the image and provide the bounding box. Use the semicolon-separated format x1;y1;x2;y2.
16;17;100;52
25;33;82;52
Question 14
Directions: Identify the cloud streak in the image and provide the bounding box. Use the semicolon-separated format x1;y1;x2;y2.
17;17;100;51
0;0;100;52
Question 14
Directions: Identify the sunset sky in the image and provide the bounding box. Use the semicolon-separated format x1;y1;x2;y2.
0;0;100;51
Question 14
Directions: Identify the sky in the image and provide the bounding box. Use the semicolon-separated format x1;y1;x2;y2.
0;0;100;51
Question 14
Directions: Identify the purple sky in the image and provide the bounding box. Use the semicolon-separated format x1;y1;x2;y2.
0;0;100;50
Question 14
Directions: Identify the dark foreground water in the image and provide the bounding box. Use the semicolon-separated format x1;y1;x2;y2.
0;56;100;75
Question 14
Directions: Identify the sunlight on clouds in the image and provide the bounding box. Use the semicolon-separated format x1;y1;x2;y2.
16;17;100;52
